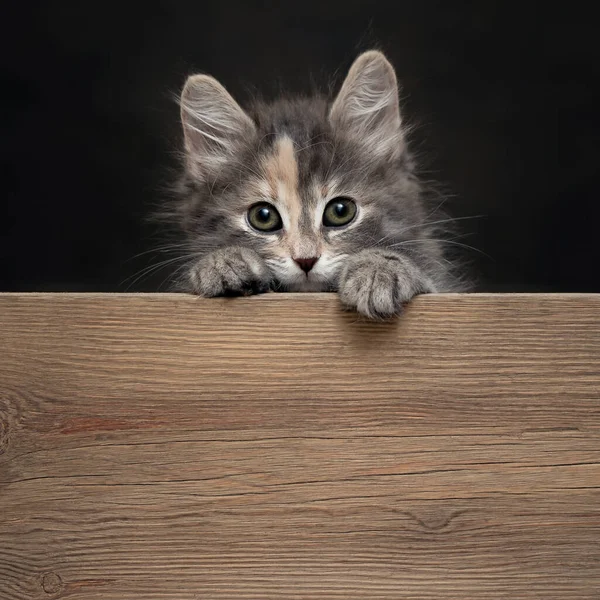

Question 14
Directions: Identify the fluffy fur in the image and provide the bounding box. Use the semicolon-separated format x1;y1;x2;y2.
165;50;466;318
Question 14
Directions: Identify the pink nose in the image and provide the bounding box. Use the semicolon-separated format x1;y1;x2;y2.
293;257;319;273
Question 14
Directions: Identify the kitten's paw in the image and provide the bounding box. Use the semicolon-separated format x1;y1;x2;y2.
189;247;272;297
338;250;434;319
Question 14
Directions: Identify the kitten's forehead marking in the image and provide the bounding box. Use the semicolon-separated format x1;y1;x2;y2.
263;135;299;211
263;135;302;243
261;135;324;258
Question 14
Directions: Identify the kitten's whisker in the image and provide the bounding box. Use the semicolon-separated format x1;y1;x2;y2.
408;248;454;268
125;243;192;263
421;196;451;221
121;253;201;291
366;232;399;248
158;261;193;292
391;238;492;259
348;215;487;252
397;215;486;237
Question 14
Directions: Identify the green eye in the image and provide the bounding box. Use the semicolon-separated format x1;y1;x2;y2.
247;203;283;232
323;197;357;227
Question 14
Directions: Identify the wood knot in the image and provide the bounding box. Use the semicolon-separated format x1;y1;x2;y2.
409;509;467;532
0;416;9;454
41;572;63;595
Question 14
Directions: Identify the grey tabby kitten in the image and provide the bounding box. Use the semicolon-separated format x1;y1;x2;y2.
172;50;463;318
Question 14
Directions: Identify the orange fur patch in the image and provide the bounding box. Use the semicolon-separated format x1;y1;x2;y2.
264;137;300;244
262;136;323;259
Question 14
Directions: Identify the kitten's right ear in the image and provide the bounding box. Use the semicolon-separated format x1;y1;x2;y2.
330;51;404;159
180;74;256;179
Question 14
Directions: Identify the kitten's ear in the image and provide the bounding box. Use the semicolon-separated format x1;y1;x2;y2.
180;74;256;178
330;51;403;158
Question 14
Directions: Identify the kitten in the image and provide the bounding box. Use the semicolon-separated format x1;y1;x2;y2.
169;50;464;318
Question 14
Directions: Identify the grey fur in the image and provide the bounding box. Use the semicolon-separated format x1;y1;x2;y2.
164;50;466;319
190;246;271;296
338;249;436;319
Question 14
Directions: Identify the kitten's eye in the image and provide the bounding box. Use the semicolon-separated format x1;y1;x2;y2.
323;197;357;227
247;203;283;232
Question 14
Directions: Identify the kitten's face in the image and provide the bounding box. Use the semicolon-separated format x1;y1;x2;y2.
177;51;425;292
228;133;356;292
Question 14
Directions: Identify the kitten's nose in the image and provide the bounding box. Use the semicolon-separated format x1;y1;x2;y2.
293;257;319;274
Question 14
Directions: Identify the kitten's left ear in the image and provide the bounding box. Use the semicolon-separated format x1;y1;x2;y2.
330;51;404;158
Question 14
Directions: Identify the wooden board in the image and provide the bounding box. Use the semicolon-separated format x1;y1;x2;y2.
1;293;599;599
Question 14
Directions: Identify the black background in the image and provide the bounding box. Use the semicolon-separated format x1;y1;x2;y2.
2;2;599;292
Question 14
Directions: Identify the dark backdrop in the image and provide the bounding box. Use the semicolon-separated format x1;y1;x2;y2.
2;1;599;292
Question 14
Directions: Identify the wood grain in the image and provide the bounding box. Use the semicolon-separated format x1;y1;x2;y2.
1;293;599;599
